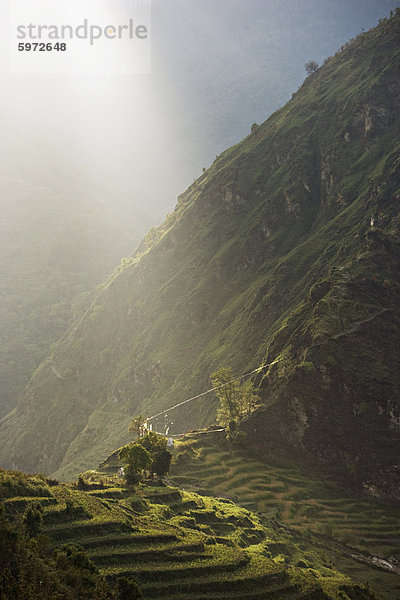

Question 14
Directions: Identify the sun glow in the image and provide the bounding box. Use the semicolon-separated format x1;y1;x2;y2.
0;0;187;214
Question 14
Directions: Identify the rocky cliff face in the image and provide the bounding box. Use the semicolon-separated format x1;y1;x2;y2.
1;14;399;487
244;224;400;499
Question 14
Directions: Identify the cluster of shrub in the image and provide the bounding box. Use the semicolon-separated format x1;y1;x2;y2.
118;432;173;485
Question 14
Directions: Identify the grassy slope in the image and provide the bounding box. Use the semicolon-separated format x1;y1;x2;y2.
169;431;400;600
1;14;399;481
0;466;378;600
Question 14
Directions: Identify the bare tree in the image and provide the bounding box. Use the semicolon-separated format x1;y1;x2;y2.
305;60;319;75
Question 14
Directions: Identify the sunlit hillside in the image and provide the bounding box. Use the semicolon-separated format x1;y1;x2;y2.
0;455;380;600
1;13;399;491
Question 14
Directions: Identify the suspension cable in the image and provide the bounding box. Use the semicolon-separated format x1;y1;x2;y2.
147;358;280;422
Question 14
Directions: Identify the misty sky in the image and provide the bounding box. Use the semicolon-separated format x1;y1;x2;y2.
0;0;398;221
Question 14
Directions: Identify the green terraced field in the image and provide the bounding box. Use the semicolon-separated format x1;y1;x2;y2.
0;466;376;600
170;431;400;600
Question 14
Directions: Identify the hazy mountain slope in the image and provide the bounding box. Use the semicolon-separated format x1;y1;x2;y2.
1;14;399;483
0;128;151;419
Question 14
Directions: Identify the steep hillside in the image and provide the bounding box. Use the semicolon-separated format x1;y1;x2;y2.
1;14;399;485
0;466;380;600
243;225;400;498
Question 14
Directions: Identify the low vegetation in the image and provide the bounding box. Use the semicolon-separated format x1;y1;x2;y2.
0;464;379;600
170;430;400;600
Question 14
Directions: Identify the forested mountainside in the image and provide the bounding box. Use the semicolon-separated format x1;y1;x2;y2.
0;126;150;420
1;14;399;488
